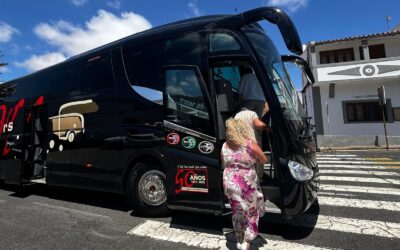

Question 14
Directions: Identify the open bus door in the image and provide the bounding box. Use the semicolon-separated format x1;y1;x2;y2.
161;65;225;214
2;105;48;185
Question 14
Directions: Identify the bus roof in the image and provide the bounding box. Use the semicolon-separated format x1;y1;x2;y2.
2;14;228;86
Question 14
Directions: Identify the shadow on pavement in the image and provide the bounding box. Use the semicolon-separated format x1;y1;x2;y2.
2;183;130;212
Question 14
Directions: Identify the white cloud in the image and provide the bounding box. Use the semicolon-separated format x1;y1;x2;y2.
70;0;88;7
17;9;151;72
267;0;309;12
0;65;9;74
0;22;19;43
107;0;121;10
34;9;152;56
188;0;201;17
16;52;67;72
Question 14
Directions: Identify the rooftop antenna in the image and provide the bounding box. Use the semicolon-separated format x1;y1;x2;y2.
386;15;392;31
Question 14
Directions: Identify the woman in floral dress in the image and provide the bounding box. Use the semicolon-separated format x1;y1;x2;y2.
221;118;267;250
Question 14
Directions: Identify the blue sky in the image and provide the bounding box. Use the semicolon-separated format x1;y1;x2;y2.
0;0;399;85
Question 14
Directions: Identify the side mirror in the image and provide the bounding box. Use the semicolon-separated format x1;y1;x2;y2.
281;55;315;84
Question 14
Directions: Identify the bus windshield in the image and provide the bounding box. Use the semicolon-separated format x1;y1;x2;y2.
241;24;304;132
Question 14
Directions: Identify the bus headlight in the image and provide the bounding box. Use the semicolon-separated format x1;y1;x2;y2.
288;160;314;181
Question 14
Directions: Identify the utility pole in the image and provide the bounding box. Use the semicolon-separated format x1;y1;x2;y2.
387;15;392;31
378;86;389;150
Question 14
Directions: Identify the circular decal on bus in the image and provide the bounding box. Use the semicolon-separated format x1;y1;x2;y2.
166;133;180;145
181;136;197;149
198;141;214;154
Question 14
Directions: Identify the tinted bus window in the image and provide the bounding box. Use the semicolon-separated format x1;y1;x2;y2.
209;33;241;52
44;65;75;99
165;68;212;135
123;32;203;104
77;53;114;92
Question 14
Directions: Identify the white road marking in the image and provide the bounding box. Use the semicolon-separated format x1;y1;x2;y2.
129;214;400;250
320;184;400;196
317;154;359;157
317;157;392;161
318;164;393;170
318;196;400;212
317;160;400;165
128;220;331;250
319;169;400;177
33;202;112;220
320;176;400;185
290;215;400;238
318;191;357;197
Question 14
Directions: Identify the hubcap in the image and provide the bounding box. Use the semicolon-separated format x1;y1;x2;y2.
138;170;167;206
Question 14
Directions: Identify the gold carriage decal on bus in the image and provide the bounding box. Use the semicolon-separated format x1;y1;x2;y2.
49;99;98;151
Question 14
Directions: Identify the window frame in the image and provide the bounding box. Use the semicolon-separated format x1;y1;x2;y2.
393;107;400;121
162;64;215;136
319;48;355;64
368;44;386;59
207;30;244;55
342;99;386;123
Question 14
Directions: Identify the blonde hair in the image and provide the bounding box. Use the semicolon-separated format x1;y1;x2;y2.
225;118;251;147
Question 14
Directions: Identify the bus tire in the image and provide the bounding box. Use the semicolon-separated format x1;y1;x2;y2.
126;162;168;217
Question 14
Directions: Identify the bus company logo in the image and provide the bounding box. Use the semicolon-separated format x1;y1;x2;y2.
0;96;44;156
198;141;214;154
181;136;196;149
166;132;180;145
175;166;208;194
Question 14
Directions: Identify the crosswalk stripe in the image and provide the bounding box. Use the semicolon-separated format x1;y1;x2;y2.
318;164;394;170
317;157;392;161
320;184;400;196
128;214;400;246
317;196;400;212
317;160;400;165
320;176;400;185
127;220;329;250
365;158;394;161
290;214;400;238
317;154;359;157
319;169;400;177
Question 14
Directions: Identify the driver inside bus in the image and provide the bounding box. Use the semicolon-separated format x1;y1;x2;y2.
237;67;266;118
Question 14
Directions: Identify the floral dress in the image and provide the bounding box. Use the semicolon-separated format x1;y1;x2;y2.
221;140;265;243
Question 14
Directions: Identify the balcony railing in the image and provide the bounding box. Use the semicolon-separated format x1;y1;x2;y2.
315;56;400;83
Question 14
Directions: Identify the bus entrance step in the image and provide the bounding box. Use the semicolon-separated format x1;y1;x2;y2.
30;178;46;184
261;185;280;202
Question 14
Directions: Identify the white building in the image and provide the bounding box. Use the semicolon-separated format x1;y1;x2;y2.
303;30;400;147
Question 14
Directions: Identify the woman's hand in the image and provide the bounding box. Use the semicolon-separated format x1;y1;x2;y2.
252;142;267;164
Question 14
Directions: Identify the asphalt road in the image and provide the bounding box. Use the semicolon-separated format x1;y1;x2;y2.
0;150;399;249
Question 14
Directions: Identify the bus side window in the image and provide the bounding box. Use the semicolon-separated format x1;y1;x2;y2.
209;33;241;53
77;53;114;92
165;67;213;135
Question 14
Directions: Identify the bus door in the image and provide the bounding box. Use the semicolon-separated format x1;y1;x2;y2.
3;105;48;185
162;65;224;214
209;58;282;205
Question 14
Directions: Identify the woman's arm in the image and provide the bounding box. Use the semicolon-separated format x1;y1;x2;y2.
253;118;266;131
252;142;267;164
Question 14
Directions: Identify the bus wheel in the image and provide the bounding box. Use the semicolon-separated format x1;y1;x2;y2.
127;162;168;217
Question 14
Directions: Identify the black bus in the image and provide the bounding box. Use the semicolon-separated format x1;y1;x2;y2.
0;7;319;217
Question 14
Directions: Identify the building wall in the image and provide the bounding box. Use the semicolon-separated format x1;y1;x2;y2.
316;79;400;147
319;79;400;136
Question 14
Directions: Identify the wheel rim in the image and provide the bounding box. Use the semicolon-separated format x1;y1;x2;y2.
138;170;167;206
